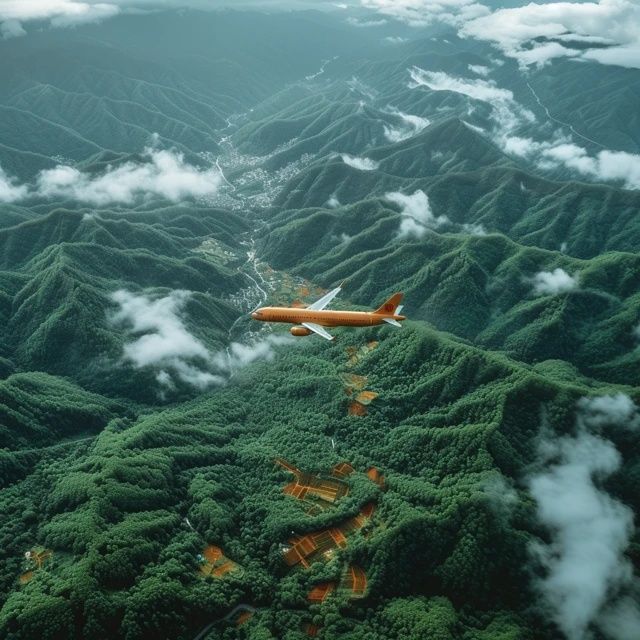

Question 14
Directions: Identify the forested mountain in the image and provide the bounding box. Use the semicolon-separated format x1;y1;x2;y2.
0;5;638;640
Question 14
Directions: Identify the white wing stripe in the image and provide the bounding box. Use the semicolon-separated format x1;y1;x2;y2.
308;284;342;311
302;322;335;340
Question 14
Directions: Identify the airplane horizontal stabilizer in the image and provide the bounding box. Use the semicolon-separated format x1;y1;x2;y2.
383;317;402;328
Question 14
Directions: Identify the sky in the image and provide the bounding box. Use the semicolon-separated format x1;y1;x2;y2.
2;1;639;71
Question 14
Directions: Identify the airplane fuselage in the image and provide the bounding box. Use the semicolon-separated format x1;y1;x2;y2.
251;307;406;327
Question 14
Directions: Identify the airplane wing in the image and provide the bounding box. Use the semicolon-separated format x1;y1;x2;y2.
307;282;343;311
302;322;335;341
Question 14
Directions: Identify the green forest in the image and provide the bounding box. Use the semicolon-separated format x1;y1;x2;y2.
0;4;639;640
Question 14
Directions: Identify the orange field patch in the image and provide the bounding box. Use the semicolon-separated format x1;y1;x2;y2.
278;459;349;507
307;581;335;603
355;391;378;405
199;545;239;579
341;373;368;395
19;571;34;585
341;565;367;598
275;458;301;476
346;341;379;366
348;401;368;416
236;611;254;626
331;462;354;478
302;623;322;637
203;545;224;564
366;467;386;488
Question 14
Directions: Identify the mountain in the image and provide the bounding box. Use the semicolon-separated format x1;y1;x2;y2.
0;8;638;640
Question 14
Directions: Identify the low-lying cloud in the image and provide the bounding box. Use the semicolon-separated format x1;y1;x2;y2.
385;189;449;238
409;67;640;191
38;148;222;205
528;397;640;640
110;289;291;393
409;66;534;134
531;268;578;296
506;139;640;190
0;166;28;203
383;107;430;143
110;289;222;390
0;148;222;205
340;153;379;171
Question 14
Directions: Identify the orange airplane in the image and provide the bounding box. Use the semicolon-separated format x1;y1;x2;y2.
250;284;405;340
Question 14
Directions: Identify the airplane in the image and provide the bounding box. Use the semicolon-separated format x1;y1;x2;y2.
250;283;405;341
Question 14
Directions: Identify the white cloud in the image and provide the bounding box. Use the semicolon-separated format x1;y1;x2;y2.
37;148;222;205
411;68;640;191
0;1;120;32
577;394;640;431
528;400;640;640
213;335;292;374
361;0;489;28
1;19;26;38
110;289;292;392
347;16;386;27
326;194;341;208
383;36;408;44
531;268;578;296
461;0;640;70
0;166;29;202
383;106;430;143
340;153;379;171
409;66;534;134
467;63;489;76
110;289;222;390
385;189;449;238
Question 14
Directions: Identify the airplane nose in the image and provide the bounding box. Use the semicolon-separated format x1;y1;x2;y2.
251;311;260;320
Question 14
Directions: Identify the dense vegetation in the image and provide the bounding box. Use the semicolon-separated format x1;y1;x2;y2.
0;8;638;640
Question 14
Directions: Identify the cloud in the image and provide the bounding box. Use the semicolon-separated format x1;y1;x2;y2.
360;0;489;28
36;148;222;205
347;16;386;27
326;194;341;208
383;36;408;44
408;66;534;134
577;394;640;431
213;335;293;374
383;106;430;143
385;189;449;238
528;400;640;640
410;68;640;191
110;289;292;392
110;289;222;390
1;19;26;38
0;166;29;202
461;0;640;70
491;133;640;190
340;154;379;171
467;63;489;76
531;268;578;296
0;1;120;33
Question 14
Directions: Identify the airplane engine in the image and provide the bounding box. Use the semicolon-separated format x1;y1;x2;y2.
290;325;312;337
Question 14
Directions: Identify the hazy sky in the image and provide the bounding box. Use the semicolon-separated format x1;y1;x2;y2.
1;1;639;71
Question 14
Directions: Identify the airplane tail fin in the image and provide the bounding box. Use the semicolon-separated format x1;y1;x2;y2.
373;292;404;316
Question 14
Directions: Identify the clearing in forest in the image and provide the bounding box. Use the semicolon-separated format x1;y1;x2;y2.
346;341;379;367
19;547;53;585
281;503;376;568
307;581;335;603
198;545;241;579
276;458;350;508
340;564;367;598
